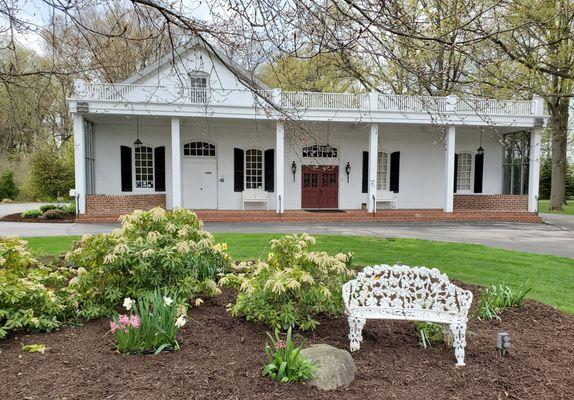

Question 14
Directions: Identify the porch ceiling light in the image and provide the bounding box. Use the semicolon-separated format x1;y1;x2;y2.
291;161;297;182
477;129;485;155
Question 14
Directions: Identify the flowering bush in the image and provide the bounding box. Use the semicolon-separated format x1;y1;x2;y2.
0;237;75;338
220;234;353;330
262;327;316;383
110;289;187;354
67;207;230;319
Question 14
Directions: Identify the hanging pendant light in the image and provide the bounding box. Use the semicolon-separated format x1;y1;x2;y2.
134;116;142;148
477;129;485;155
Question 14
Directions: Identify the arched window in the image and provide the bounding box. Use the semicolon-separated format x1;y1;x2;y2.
456;152;473;192
135;146;154;189
245;148;263;189
302;144;338;158
377;151;390;191
183;141;216;157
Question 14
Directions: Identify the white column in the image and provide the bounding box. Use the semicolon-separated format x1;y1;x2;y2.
444;125;456;212
73;113;86;214
276;121;285;213
171;117;182;209
528;128;542;212
368;123;378;212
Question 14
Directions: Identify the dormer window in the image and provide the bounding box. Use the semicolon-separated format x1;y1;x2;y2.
189;72;209;103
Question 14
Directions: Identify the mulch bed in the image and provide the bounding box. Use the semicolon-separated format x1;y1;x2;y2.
1;286;573;400
0;213;75;223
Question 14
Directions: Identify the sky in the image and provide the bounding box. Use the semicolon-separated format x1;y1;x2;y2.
8;0;213;53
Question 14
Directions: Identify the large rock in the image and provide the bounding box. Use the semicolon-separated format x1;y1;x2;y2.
300;344;357;391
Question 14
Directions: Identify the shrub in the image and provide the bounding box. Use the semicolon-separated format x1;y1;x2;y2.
415;322;445;349
66;207;231;319
42;209;66;219
0;237;75;338
0;170;19;200
110;289;187;354
39;204;63;212
262;327;316;383
21;209;43;218
26;143;75;200
220;234;353;330
476;282;531;321
62;203;76;215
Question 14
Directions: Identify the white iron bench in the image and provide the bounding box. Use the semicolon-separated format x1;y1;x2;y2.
342;264;473;366
242;189;269;211
375;190;397;210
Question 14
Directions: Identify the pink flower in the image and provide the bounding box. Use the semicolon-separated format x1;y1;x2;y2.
119;314;130;326
275;339;287;350
129;315;141;329
110;321;119;333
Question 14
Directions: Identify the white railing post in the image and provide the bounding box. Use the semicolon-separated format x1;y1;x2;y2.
73;113;86;214
171;117;182;209
272;88;282;109
368;123;379;212
446;95;458;112
531;95;545;116
276;120;285;214
369;91;378;113
528;127;542;212
444;126;456;212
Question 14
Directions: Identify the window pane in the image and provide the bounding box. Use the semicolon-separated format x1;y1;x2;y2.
377;152;389;191
456;153;472;191
245;149;263;189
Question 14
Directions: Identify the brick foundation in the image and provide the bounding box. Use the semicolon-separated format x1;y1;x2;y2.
85;194;166;217
454;194;528;212
77;208;542;224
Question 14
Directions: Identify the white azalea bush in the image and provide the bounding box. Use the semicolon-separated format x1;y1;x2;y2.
0;237;75;338
110;289;188;354
66;207;231;318
220;234;354;330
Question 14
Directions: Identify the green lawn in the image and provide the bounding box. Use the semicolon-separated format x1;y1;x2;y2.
538;199;574;215
24;233;574;314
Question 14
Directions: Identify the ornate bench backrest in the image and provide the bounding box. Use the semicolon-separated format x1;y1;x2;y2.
343;264;472;316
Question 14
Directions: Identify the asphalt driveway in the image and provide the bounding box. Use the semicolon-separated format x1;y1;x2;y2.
1;204;573;258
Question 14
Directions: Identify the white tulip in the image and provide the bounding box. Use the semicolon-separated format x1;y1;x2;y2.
163;296;174;306
175;315;187;328
123;297;135;311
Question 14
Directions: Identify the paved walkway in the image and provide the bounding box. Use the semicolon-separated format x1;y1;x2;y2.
1;203;573;258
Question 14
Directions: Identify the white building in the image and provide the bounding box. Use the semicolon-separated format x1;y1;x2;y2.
69;38;547;222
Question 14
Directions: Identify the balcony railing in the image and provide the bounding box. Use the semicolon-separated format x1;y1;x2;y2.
74;83;540;117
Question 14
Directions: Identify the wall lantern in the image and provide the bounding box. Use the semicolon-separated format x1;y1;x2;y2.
291;161;297;182
345;162;351;183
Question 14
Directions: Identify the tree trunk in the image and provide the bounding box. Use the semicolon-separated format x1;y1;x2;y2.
548;97;569;210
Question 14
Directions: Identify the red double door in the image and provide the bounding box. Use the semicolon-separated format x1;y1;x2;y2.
301;165;339;209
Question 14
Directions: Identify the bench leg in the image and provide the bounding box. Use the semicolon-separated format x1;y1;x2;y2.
450;321;467;366
348;316;366;352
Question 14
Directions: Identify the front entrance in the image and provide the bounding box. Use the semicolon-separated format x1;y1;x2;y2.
301;165;339;209
183;158;218;209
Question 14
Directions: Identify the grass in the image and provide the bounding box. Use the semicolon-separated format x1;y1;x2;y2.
23;233;574;314
538;199;574;215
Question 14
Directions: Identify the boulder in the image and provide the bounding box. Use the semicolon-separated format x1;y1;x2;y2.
300;344;357;391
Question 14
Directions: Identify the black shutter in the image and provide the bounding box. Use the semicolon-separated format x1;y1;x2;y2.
120;146;132;192
234;148;244;192
453;153;459;193
474;153;484;193
264;149;275;192
390;151;400;193
362;151;368;193
154;146;166;192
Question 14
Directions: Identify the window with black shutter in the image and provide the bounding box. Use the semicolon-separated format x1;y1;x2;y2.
120;146;132;192
234;148;244;192
390;151;400;193
154;146;166;192
264;149;275;192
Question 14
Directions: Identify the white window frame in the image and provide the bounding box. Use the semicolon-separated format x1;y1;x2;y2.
183;141;216;158
377;150;390;191
134;145;155;191
456;152;473;193
189;71;209;103
245;148;264;190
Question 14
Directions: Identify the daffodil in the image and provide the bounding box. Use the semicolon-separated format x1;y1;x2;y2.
163;296;174;306
175;315;187;328
123;297;135;311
